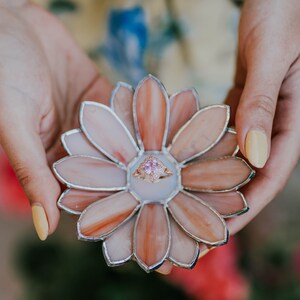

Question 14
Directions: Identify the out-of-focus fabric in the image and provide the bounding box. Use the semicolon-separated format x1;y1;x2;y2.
34;0;240;105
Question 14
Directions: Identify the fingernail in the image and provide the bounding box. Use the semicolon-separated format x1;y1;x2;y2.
31;204;49;241
245;129;269;168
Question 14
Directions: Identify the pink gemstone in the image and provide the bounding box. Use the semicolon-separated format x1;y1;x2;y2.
144;162;152;174
134;155;172;183
143;158;160;175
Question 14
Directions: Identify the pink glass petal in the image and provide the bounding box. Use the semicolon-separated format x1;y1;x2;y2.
199;128;239;160
168;192;227;245
53;156;127;191
192;191;248;217
58;189;114;214
169;217;199;268
103;216;135;265
134;204;170;271
110;82;136;141
61;129;106;159
169;105;230;163
80;102;138;165
166;88;199;146
134;75;169;151
182;157;254;192
78;192;139;240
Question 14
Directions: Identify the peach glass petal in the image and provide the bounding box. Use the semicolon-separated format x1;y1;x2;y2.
103;216;135;265
134;204;170;270
134;75;168;151
61;129;106;159
53;156;127;191
169;217;199;268
58;189;114;214
169;105;229;163
78;192;139;240
199;129;238;160
182;157;253;192
168;192;227;245
80;102;138;165
193;191;247;217
166;88;199;146
110;83;136;141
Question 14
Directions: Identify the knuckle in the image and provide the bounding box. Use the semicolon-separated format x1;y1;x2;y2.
14;163;59;203
246;95;276;120
14;164;33;188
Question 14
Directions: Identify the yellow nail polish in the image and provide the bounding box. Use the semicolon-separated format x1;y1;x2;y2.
245;129;269;168
31;204;49;241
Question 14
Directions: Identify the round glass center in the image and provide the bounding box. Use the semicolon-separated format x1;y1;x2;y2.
129;152;180;204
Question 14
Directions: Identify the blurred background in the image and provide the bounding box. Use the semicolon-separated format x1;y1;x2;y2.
0;0;299;299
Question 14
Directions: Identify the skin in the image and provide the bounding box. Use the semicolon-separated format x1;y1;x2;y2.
0;0;299;273
0;1;113;235
226;0;300;234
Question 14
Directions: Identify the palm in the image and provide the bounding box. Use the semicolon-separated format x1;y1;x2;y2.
0;3;111;164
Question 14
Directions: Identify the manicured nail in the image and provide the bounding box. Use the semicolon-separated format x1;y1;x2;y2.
245;129;269;168
31;204;49;241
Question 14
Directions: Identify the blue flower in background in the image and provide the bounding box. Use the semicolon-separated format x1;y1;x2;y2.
102;7;148;86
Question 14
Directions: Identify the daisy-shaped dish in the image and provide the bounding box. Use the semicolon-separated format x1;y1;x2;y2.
53;75;255;272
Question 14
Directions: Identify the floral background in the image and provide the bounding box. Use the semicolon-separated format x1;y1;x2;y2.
0;0;299;299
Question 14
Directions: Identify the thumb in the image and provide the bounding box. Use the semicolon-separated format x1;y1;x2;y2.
235;49;290;168
0;119;60;240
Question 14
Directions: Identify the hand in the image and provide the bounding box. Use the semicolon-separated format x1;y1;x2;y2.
225;0;300;234
0;2;113;240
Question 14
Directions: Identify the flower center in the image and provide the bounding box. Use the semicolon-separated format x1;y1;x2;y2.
133;155;172;183
129;152;180;204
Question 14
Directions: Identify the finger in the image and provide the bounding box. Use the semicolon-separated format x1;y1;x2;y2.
224;54;245;126
155;244;216;275
0;117;60;240
225;86;242;126
235;31;294;168
156;261;173;275
227;96;300;235
236;56;291;168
